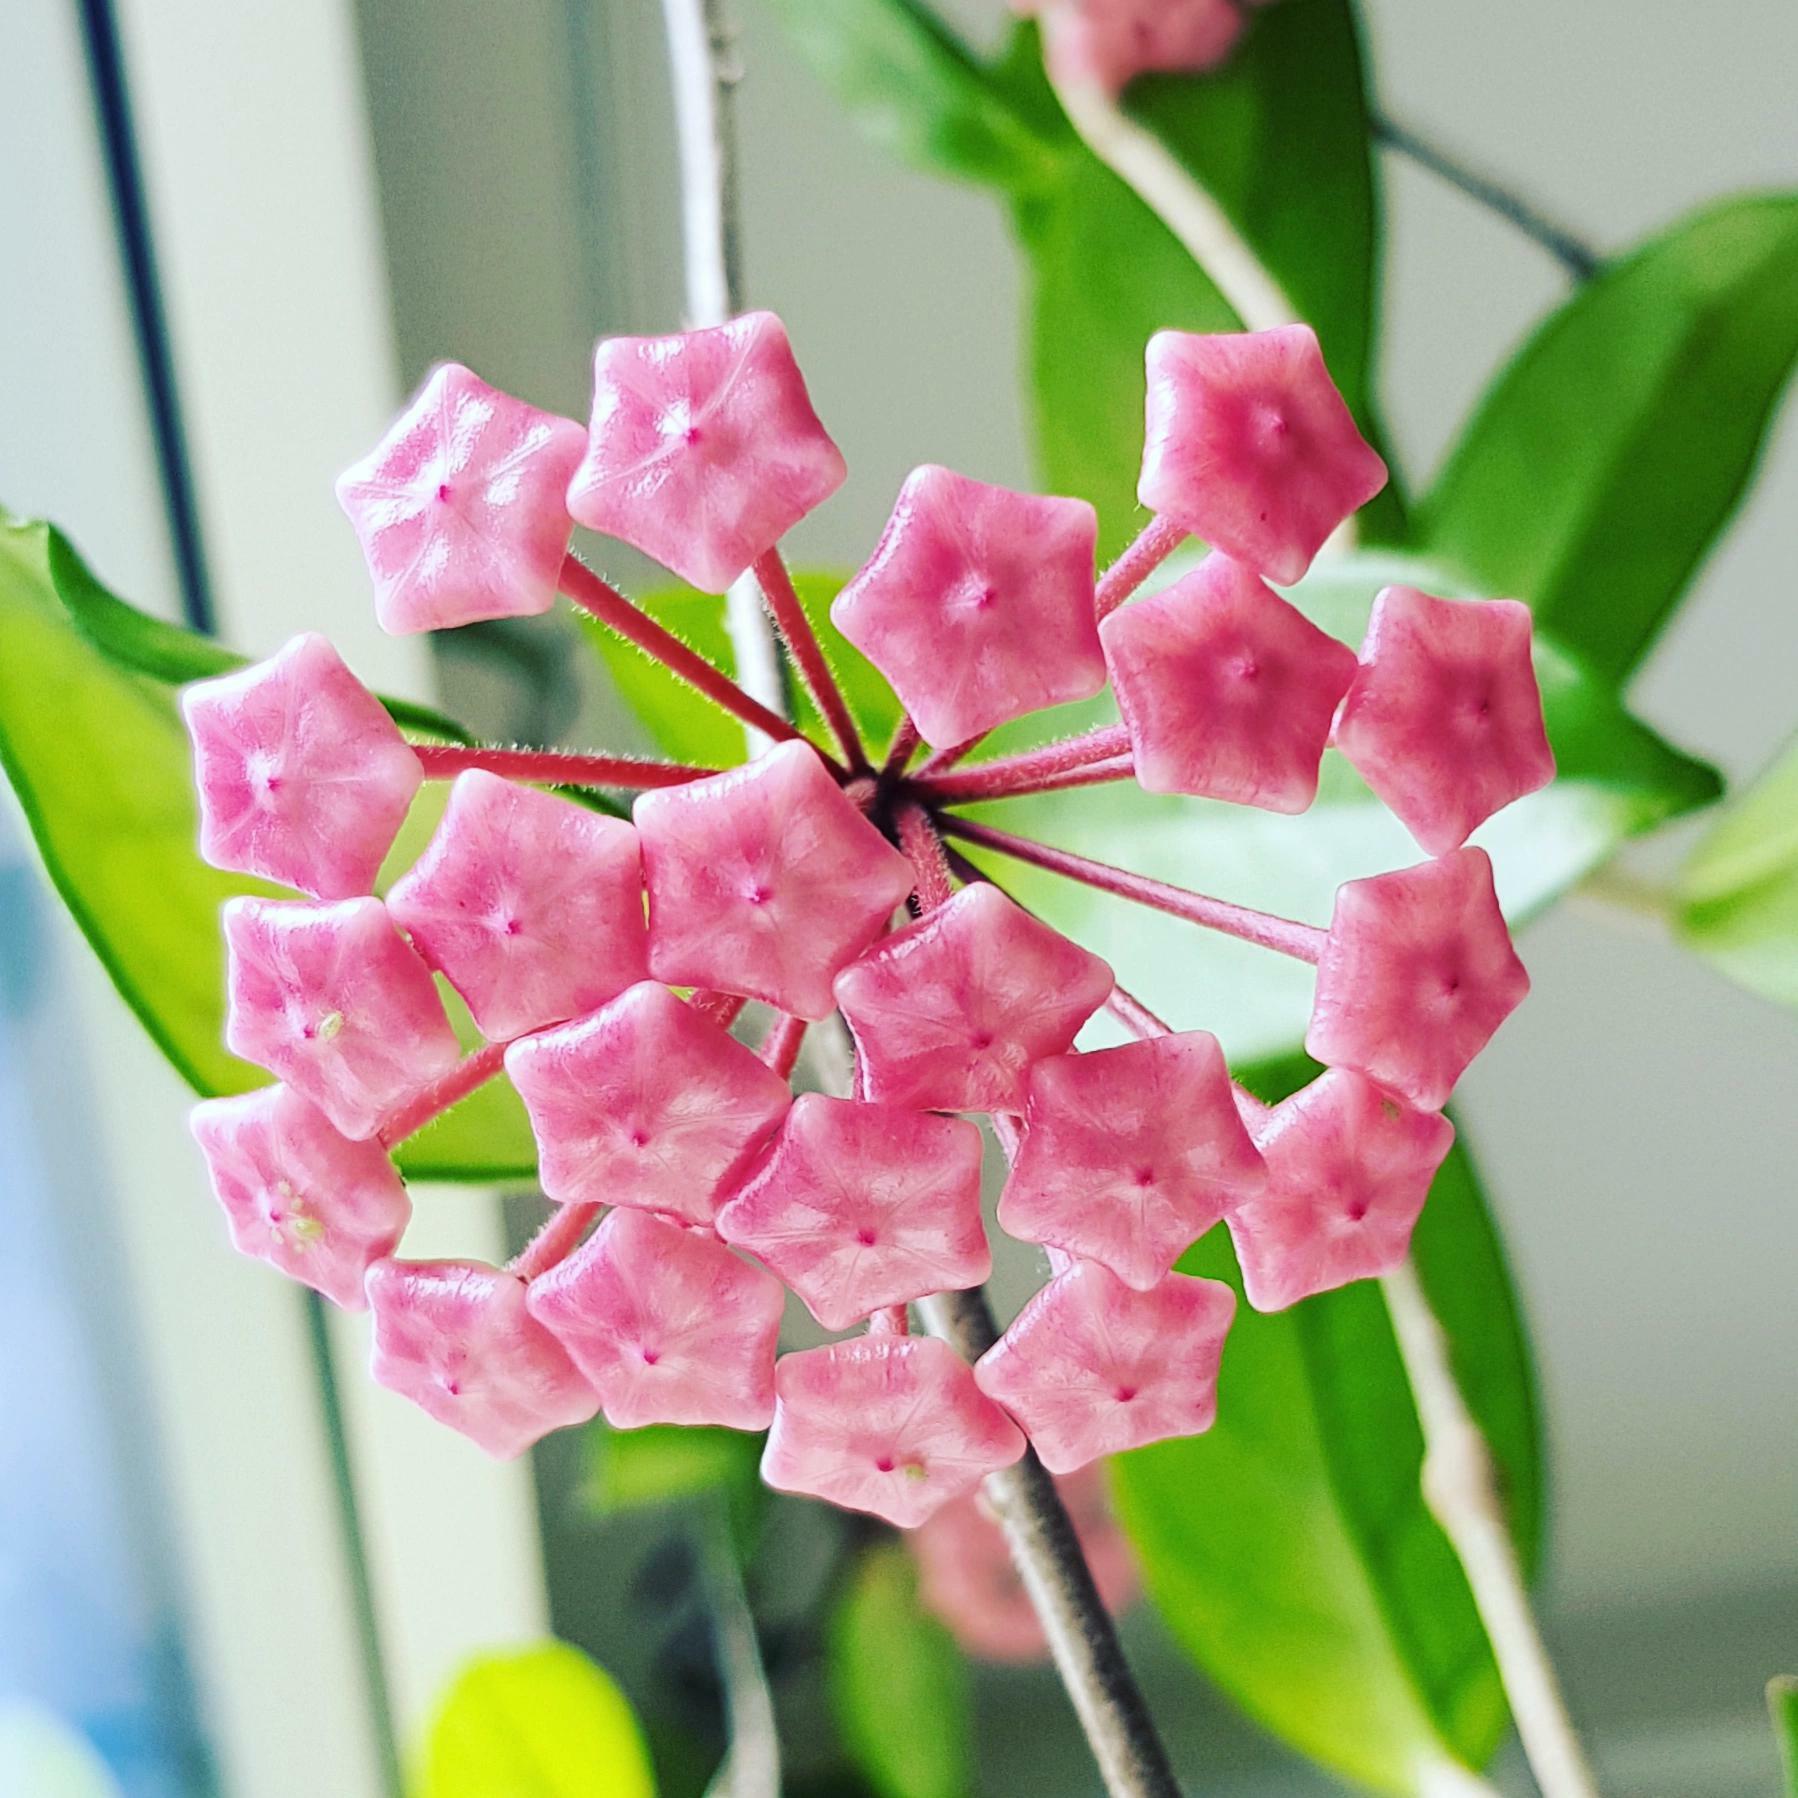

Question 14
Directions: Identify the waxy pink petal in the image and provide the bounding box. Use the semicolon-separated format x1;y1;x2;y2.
911;1465;1138;1662
1138;326;1387;585
566;312;847;592
830;466;1104;749
636;741;913;1020
1306;847;1529;1110
717;1095;990;1331
190;1084;410;1308
366;1259;598;1458
974;1260;1235;1474
504;981;791;1223
999;1031;1265;1291
1226;1070;1454;1312
183;633;423;899
526;1208;783;1431
1334;586;1556;854
223;896;462;1140
1102;552;1358;810
763;1335;1025;1529
336;362;587;634
834;884;1114;1113
1018;0;1248;95
387;771;648;1040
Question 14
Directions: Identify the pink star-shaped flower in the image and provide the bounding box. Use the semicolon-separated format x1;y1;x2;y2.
1138;326;1387;585
190;1084;410;1308
336;362;587;634
910;1464;1138;1662
834;885;1114;1113
1019;0;1249;96
974;1260;1236;1474
183;634;423;899
387;771;648;1041
717;1095;990;1331
504;981;791;1224
763;1335;1025;1529
1306;847;1530;1110
223;896;462;1140
1334;586;1556;855
635;741;913;1020
1101;552;1359;810
366;1258;599;1458
525;1208;784;1431
565;312;847;592
830;466;1104;749
998;1031;1265;1291
1225;1070;1455;1312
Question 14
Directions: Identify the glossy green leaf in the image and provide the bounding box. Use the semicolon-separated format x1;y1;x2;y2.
1676;733;1798;1010
1770;1676;1798;1797
763;0;1061;190
417;1642;655;1798
1114;1095;1537;1794
587;1422;767;1554
1423;192;1798;680
0;512;539;1181
962;552;1719;1063
830;1545;971;1798
582;571;900;766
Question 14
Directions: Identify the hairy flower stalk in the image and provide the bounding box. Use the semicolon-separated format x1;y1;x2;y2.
182;296;1563;1795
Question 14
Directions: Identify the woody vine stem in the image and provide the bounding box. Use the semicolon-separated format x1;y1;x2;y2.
659;3;1181;1794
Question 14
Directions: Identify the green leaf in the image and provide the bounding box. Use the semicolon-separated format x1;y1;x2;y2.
417;1642;655;1798
1113;1100;1538;1794
0;512;539;1181
830;1545;971;1798
583;571;900;766
587;1422;767;1553
763;0;1062;190
1769;1675;1798;1798
1422;192;1798;680
1676;733;1798;1010
964;551;1719;1063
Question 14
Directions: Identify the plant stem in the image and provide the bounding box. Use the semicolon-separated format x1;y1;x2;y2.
377;1040;510;1147
1374;113;1600;282
918;1286;1181;1798
939;814;1327;963
896;801;956;912
559;555;809;754
881;713;922;779
511;1201;602;1281
414;743;720;791
752;548;868;769
1096;515;1188;620
758;1012;807;1078
661;0;790;744
689;989;749;1031
1382;1258;1601;1798
915;725;1133;804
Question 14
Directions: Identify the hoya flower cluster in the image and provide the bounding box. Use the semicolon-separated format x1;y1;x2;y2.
183;309;1551;1532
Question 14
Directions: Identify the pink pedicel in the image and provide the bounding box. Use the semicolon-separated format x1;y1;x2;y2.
504;981;791;1223
974;1259;1235;1474
183;633;423;899
1334;586;1556;854
717;1094;990;1331
1306;847;1529;1110
763;1335;1025;1529
223;895;462;1140
525;1208;783;1431
830;466;1105;749
636;741;913;1021
835;884;1114;1113
387;770;648;1040
998;1031;1265;1291
1138;326;1387;586
365;1258;599;1458
1018;0;1251;95
566;311;847;592
335;362;587;634
1101;552;1359;810
1226;1069;1455;1312
190;1084;410;1309
911;1464;1139;1662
